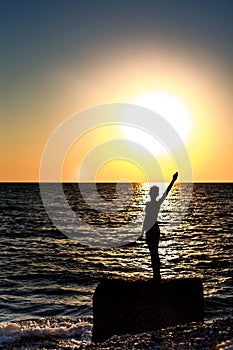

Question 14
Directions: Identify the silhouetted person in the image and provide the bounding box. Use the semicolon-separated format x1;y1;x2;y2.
138;172;178;281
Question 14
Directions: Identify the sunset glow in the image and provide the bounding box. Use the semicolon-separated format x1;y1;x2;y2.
1;2;232;182
120;93;192;157
131;93;192;142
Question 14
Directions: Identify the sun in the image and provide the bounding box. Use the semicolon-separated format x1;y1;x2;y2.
122;93;192;155
132;93;191;141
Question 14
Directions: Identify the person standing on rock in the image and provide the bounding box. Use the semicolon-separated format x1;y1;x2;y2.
138;172;178;281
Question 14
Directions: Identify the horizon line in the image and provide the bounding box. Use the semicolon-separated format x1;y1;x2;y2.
0;181;232;184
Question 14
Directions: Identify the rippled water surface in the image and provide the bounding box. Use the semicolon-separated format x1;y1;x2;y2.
0;183;232;322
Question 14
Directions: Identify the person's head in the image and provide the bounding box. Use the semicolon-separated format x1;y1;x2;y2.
149;185;159;199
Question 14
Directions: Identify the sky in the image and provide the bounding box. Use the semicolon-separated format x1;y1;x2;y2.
1;0;233;182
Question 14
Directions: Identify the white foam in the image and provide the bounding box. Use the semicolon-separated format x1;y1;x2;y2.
0;317;93;348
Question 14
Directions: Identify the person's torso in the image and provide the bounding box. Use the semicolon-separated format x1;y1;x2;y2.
143;200;161;232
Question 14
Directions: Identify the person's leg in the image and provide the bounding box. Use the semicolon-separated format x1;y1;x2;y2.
146;225;161;281
149;244;161;281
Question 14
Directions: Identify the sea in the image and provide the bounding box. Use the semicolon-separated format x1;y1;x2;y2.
0;182;232;349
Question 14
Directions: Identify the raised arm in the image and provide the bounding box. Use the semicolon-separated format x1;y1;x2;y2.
160;172;178;203
137;172;178;241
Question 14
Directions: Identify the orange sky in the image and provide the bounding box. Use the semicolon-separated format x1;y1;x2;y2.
1;2;232;182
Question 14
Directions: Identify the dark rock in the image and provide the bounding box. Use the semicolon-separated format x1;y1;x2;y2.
92;277;204;343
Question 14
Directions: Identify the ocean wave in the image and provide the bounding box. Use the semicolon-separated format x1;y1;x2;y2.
0;316;92;349
0;316;233;350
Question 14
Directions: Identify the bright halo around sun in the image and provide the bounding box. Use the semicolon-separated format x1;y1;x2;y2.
123;93;192;155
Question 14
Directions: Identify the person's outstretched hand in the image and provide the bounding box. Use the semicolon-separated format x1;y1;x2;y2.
173;172;178;181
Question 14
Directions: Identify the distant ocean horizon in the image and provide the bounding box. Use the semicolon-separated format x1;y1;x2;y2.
0;181;233;185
